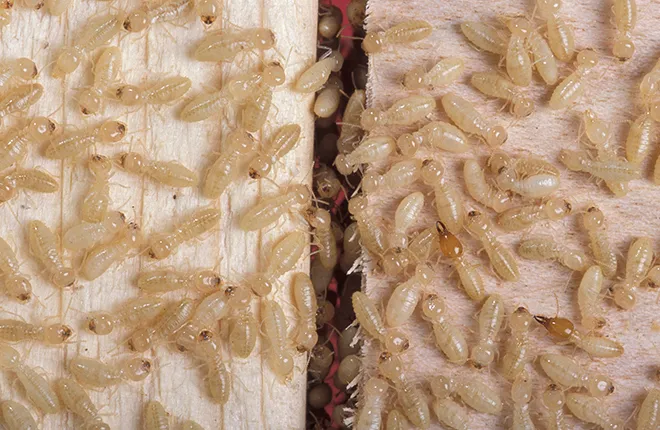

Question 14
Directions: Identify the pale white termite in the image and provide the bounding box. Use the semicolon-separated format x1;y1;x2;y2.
63;211;126;251
148;207;221;259
611;237;654;310
436;221;485;301
511;370;536;430
137;269;222;294
203;129;255;198
504;17;533;86
247;231;307;296
497;198;572;232
582;111;627;197
0;116;58;171
128;298;195;352
0;237;32;302
227;62;285;102
194;330;230;404
465;210;520;281
441;92;508;147
0;400;38;430
227;286;257;359
495;167;560;199
314;164;341;199
27;220;75;288
463;159;511;213
55;378;110;430
123;0;193;32
292;272;318;352
69;356;152;387
534;315;624;357
0;84;43;119
518;237;590;271
432;374;503;414
582;207;617;278
559;149;642;183
0;168;58;203
528;25;559;85
348;196;388;257
429;373;470;430
470;72;535;118
549;50;599;110
612;0;637;60
144;401;170;430
352;292;409;354
421;160;465;235
78;46;122;115
337;89;365;154
501;307;533;381
112;76;192;107
81;155;112;223
0;319;73;344
537;0;575;62
396;121;470;156
637;389;660;430
0;58;37;89
420;294;468;365
335;135;396;175
625;111;654;165
305;207;337;269
539;353;614;397
362;20;433;53
385;410;407;430
194;28;275;62
578;266;606;330
356;377;389;430
261;299;294;382
361;95;436;131
44;120;127;160
115;152;198;187
541;384;567;430
248;124;301;179
471;294;504;369
239;185;310;231
81;222;142;281
460;21;508;55
241;89;272;132
361;158;421;194
566;393;624;429
294;51;343;93
488;152;560;178
403;57;464;90
385;265;433;327
390;192;425;250
174;289;231;351
87;297;165;335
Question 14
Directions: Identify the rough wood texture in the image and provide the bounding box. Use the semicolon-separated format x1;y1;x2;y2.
363;0;660;428
0;0;316;428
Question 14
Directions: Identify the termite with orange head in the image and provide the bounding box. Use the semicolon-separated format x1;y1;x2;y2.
0;237;32;302
463;159;512;213
360;95;436;131
471;294;505;369
611;237;654;310
363;20;433;54
87;296;166;335
388;192;425;251
539;353;614;397
403;57;464;90
0;168;59;204
518;237;590;271
536;0;575;62
122;0;194;33
471;72;535;118
534;314;624;357
497;198;572;232
460;21;508;55
352;292;409;354
335;135;395;176
239;186;311;232
55;378;110;429
44;120;127;160
81;222;142;281
128;298;195;352
441;92;508;147
193;330;231;404
397;121;470;156
384;265;434;327
194;28;276;62
420;294;468;365
0;319;73;345
0;116;59;171
348;195;389;257
246;231;307;296
549;50;599;110
421;160;465;235
435;221;485;301
27;220;75;288
78;47;122;116
465;210;520;281
0;58;37;89
502;17;533;87
431;374;503;415
294;50;343;93
0;84;43;120
147;207;221;260
261;299;294;382
248;124;301;179
115;152;198;187
63;211;126;251
137;268;222;294
69;356;153;388
500;307;533;381
203;129;256;199
304;207;337;270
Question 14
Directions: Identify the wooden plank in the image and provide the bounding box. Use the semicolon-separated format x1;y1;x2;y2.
0;0;316;427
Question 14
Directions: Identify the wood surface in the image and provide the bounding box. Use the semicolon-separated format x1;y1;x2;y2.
362;0;660;428
0;0;317;428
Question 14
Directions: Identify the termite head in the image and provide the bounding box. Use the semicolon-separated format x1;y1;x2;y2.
487;151;511;174
264;62;286;87
511;370;533;403
125;222;143;246
511;94;534;118
148;234;171;260
435;221;463;258
44;323;73;344
384;329;409;354
403;66;426;90
510;307;533;331
485;125;508;147
364;377;389;397
347;195;367;216
576;50;599;69
225;285;251;310
28;116;59;143
89;154;112;176
430;375;454;399
558;149;586;171
78;88;103;116
13;57;37;79
305;207;331;229
295;330;318;353
611;283;636;310
115;85;142;106
227;129;256;153
248;156;271;179
52;268;76;288
361;171;382;193
505;16;531;37
362;32;383;54
545;198;572;220
534;315;574;340
197;0;218;25
127;327;152;352
377;351;404;383
98;120;127;143
588;373;615;397
334;153;354;175
359;108;381;131
613;36;635;62
123;357;153;382
87;313;113;335
290;184;312;205
582;206;604;229
52;47;82;78
421;294;446;321
123;10;148;32
117;152;143;173
471;344;495;368
541;384;565;411
396;133;422;156
4;275;31;303
254;29;276;50
106;211;127;229
192;270;223;292
420;159;444;185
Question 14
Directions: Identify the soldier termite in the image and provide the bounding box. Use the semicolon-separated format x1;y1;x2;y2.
335;135;395;175
305;207;337;269
123;0;193;32
261;299;294;382
0;84;43;120
352;292;409;353
239;185;310;231
503;17;533;87
436;221;485;302
63;211;126;251
81;222;142;280
422;160;465;235
0;319;73;345
385;265;433;327
429;376;469;430
192;330;230;404
559;149;642;183
501;307;533;381
337;89;365;154
247;231;307;296
612;0;636;60
80;155;112;223
87;296;165;335
0;116;58;171
175;289;230;351
112;76;191;107
441;92;508;147
0;343;60;413
625;111;653;165
0;237;32;302
637;389;660;430
497;198;572;232
0;400;38;430
294;51;343;93
362;159;421;194
378;352;430;428
78;46;122;115
403;57;464;90
537;0;575;62
389;192;425;250
360;95;436;131
541;384;567;430
52;14;123;78
69;356;152;387
396;121;470;156
539;353;614;397
431;374;503;415
27;220;75;288
460;21;507;55
518;237;590;271
549;50;599;110
471;72;535;118
420;294;468;365
534;314;624;357
348;196;389;257
44;120;127;160
0;58;37;89
115;152;198;187
0;168;58;204
566;393;624;429
611;237;654;310
582;206;617;279
248;124;301;179
362;19;433;53
291;272;317;352
202;129;255;198
147;207;221;259
194;27;275;62
355;377;389;430
465;210;520;281
128;298;194;352
137;268;222;294
578;266;606;330
471;294;504;369
463;159;511;213
55;378;110;429
144;401;170;430
511;370;536;430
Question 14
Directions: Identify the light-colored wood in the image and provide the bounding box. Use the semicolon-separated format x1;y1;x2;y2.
0;0;316;428
363;0;660;428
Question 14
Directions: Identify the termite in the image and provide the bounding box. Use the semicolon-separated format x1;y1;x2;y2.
612;0;636;60
27;220;75;288
0;168;58;203
87;296;165;335
362;159;421;194
175;290;230;351
247;231;307;296
582;111;626;196
128;298;195;352
578;266;606;330
566;393;624;429
78;47;122;115
315;83;341;118
625;112;653;165
497;198;572;232
471;72;534;118
0;116;58;171
291;272;317;352
385;265;433;327
611;236;654;310
582;206;617;279
403;57;464;90
541;384;566;430
63;211;125;251
241;89;271;132
534;314;624;357
640;58;660;102
559;149;642;183
396;121;470;156
0;58;37;89
511;370;536;430
112;76;191;107
360;95;436;131
123;0;193;32
422;160;465;235
501;307;533;381
348;196;388;257
528;25;559;85
496;167;560;199
465;210;520;281
518;237;590;271
0;237;32;302
460;21;508;55
194;28;275;62
0;343;60;413
504;17;532;87
0;84;43;119
248;124;301;179
305;207;337;269
0;319;72;345
435;221;485;301
44;120;127;160
115;152;198;187
378;352;430;428
355;377;389;430
385;410;407;430
227;62;285;103
488;152;560;178
335;135;395;175
137;268;222;294
537;0;575;62
148;207;221;259
203;129;255;198
80;154;112;223
294;51;343;93
82;222;142;280
420;294;468;364
314;164;341;199
0;400;38;430
429;374;469;430
637;389;660;430
441;92;508;147
390;192;425;250
194;330;230;404
463;159;512;213
239;185;310;231
431;374;502;414
337;89;365;154
144;401;170;430
261;299;294;382
471;294;504;369
69;356;152;387
227;286;257;358
352;292;409;353
56;378;110;429
539;353;614;397
549;50;599;110
362;20;433;53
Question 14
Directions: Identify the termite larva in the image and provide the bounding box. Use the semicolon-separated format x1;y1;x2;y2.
148;207;221;259
542;384;567;430
81;155;112;223
0;58;37;89
497;198;572;232
123;0;193;32
539;353;614;397
528;25;559;85
429;374;469;430
625;111;653;165
403;57;464;90
27;220;75;288
465;210;520;281
471;294;504;369
463;159;511;213
55;378;110;430
504;17;533;87
378;352;430;429
537;0;575;62
194;28;275;62
578;266;606;330
294;51;343;93
0;237;32;302
0;344;60;413
0;400;38;430
44;120;127;160
194;330;230;404
305;207;337;269
261;299;294;381
566;393;624;429
361;95;435;131
69;356;152;387
112;76;192;107
203;129;255;198
582;206;617;279
247;231;307;296
227;286;257;358
137;269;222;294
175;290;230;351
518;237;590;271
0;168;58;203
116;152;198;187
612;0;636;61
495;167;560;199
337;89;365;154
81;222;142;280
441;92;508;147
348;196;388;257
511;370;536;430
355;377;389;430
352;292;409;353
637;389;660;430
534;315;624;357
396;121;469;156
0;116;58;171
335;135;396;175
549;50;599;110
248;124;301;179
559;149;642;183
128;298;195;352
362;19;433;53
63;211;125;251
432;374;503;414
611;237;654;310
501;307;533;381
87;296;165;335
292;272;318;352
362;159;421;194
0;319;73;345
0;84;43;119
239;185;309;231
385;265;433;327
420;294;468;364
144;401;170;430
78;46;122;115
390;192;425;250
460;21;508;55
470;72;535;118
436;221;485;301
422;160;465;235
